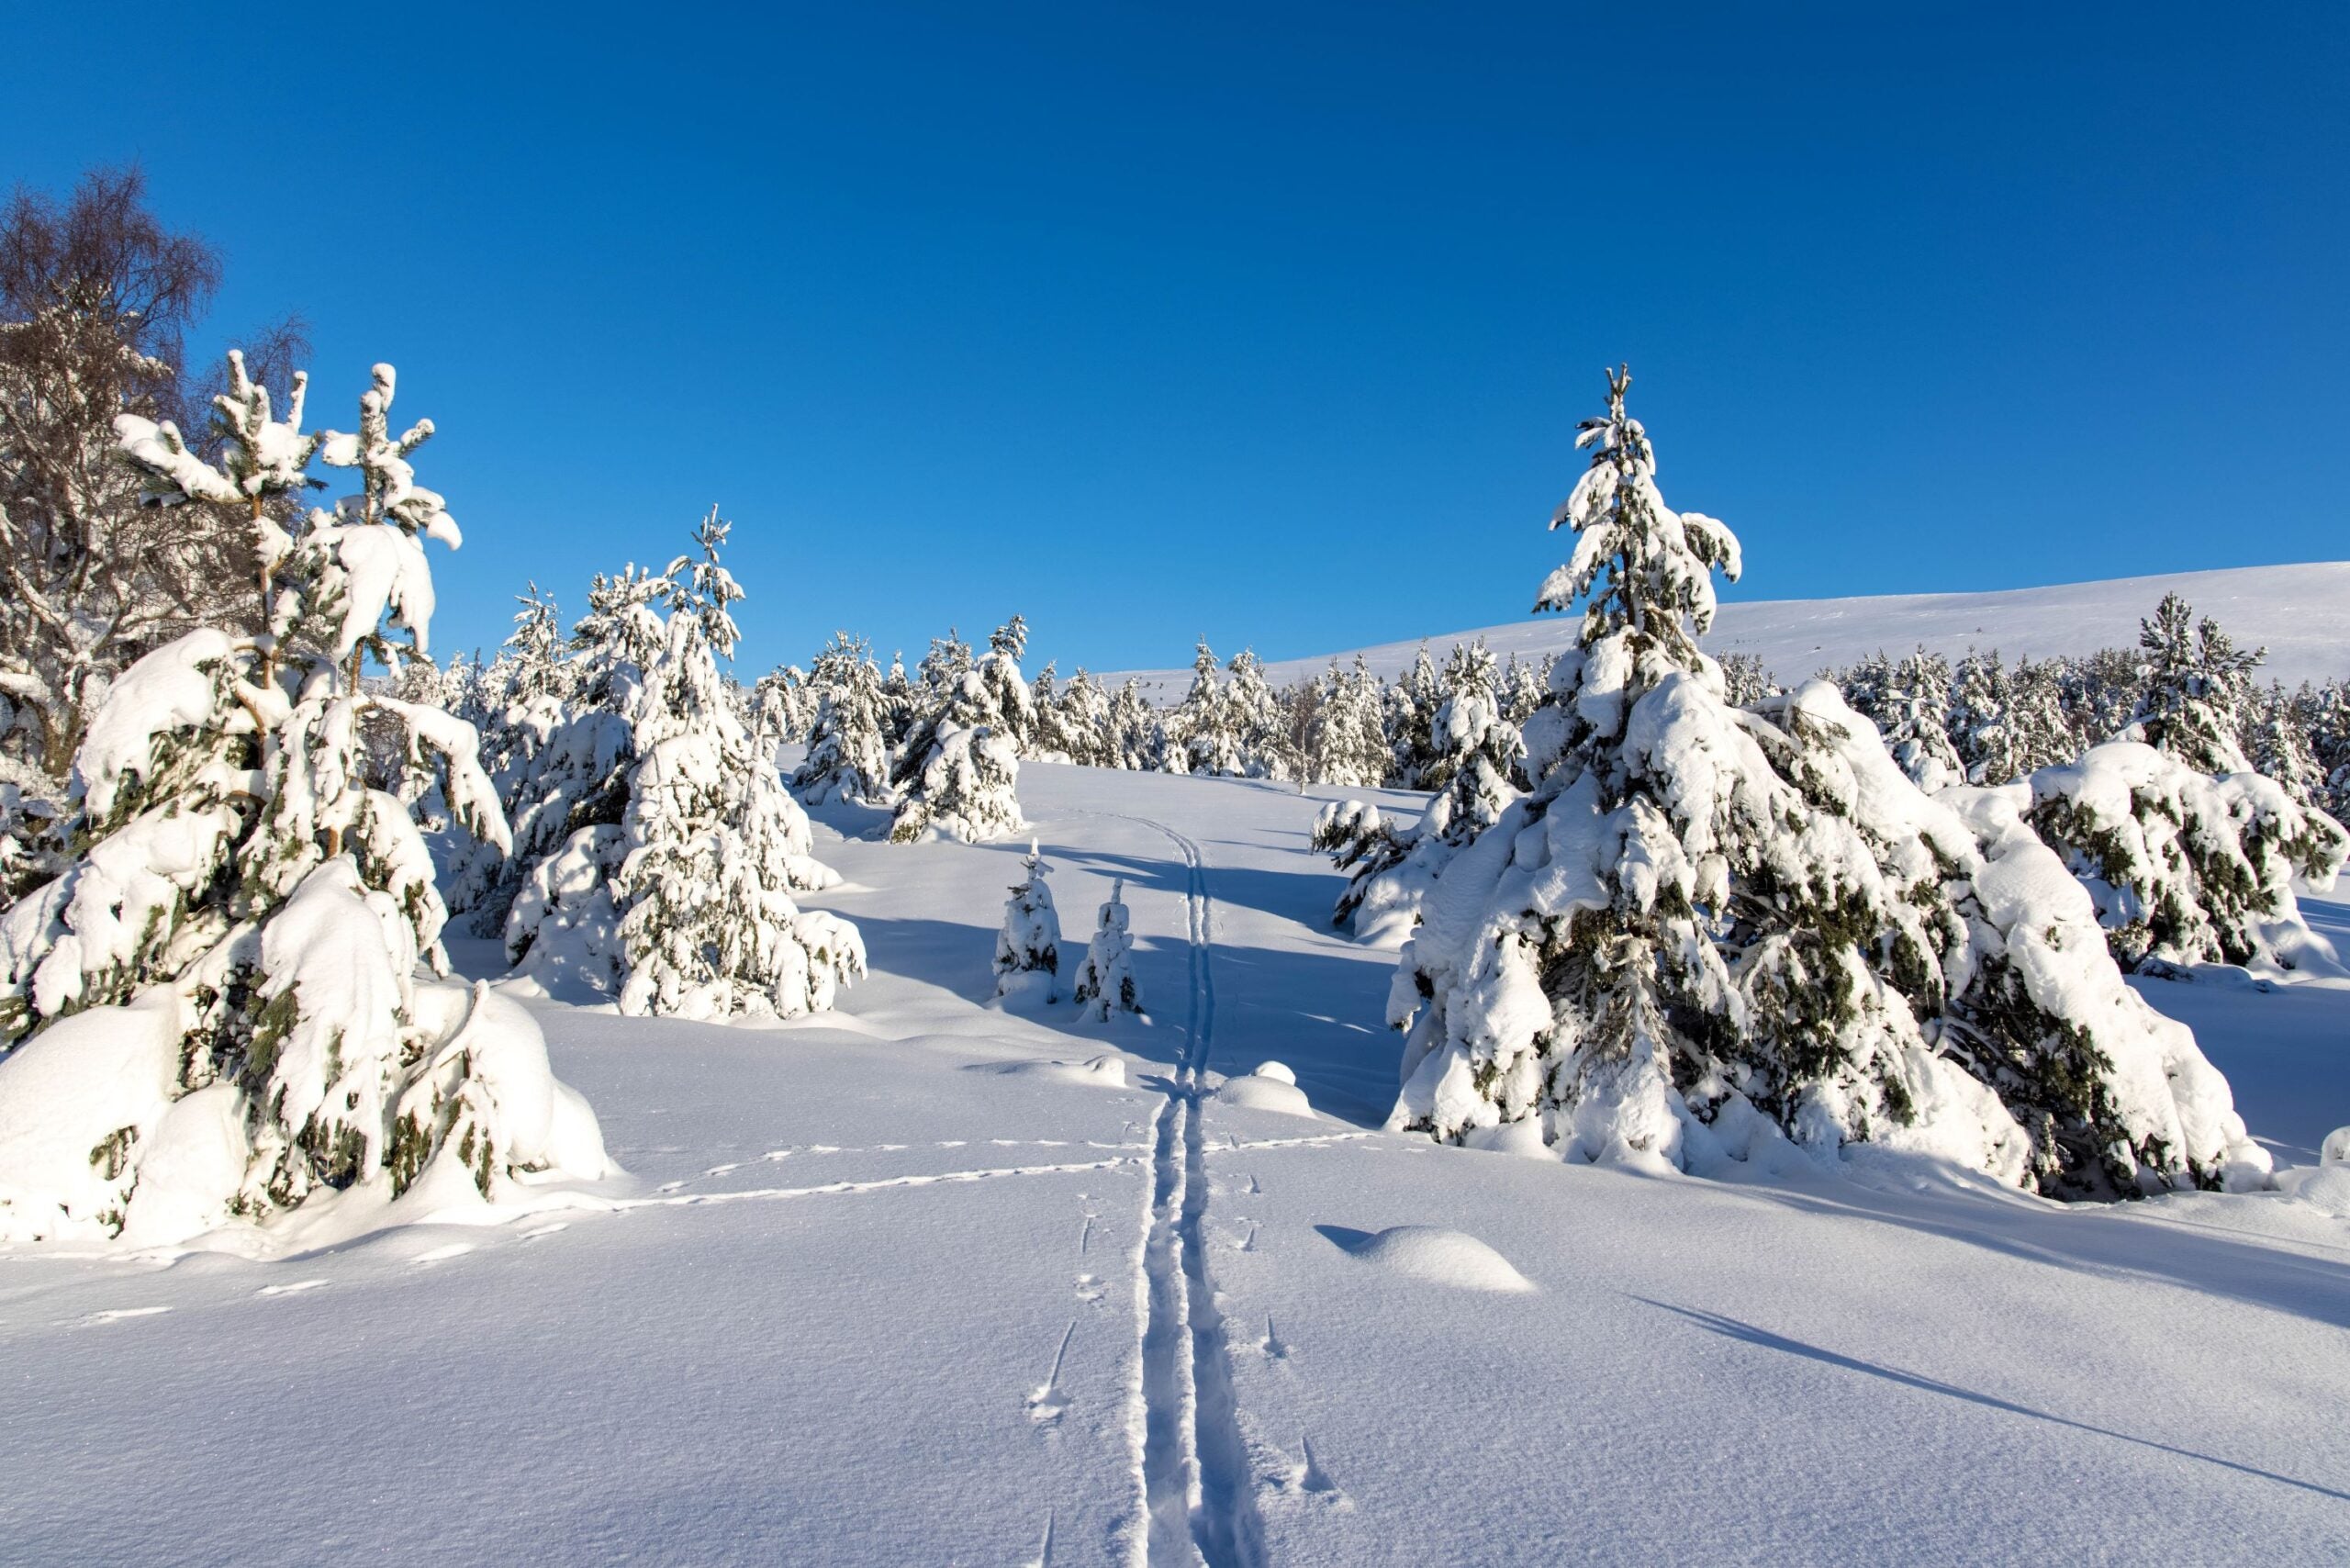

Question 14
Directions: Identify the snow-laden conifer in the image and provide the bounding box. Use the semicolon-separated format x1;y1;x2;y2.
793;633;892;806
1947;650;2073;786
2248;687;2322;809
993;839;1062;1002
1071;878;1143;1021
1380;367;2266;1198
2024;598;2346;976
1308;657;1391;789
889;631;1025;845
1050;667;1113;767
1501;653;1552;727
1421;641;1522;792
975;616;1037;756
504;514;861;1018
2130;592;2259;773
1384;644;1442;787
0;353;611;1243
1225;648;1295;780
750;664;811;761
1314;749;1519;944
1844;647;1961;789
1166;641;1240;776
1107;678;1163;771
879;650;915;747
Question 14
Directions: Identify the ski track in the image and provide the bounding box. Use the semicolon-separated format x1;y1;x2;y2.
1090;811;1268;1568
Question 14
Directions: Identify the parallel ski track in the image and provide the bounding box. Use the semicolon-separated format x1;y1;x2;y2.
1076;811;1267;1568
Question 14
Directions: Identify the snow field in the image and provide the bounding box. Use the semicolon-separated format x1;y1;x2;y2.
2;762;2347;1562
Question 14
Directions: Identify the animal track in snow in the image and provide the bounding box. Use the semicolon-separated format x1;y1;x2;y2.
1074;1273;1106;1305
1025;1321;1077;1428
1292;1435;1350;1507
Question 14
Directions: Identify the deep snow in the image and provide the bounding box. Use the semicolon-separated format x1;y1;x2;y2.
3;763;2346;1563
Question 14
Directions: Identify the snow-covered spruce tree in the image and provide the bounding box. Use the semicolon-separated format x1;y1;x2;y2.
1308;657;1391;790
2021;743;2346;975
1107;678;1162;771
441;583;576;926
889;639;1025;845
2306;680;2350;823
1717;652;1777;709
1385;644;1442;787
993;839;1062;1002
1166;641;1240;776
446;565;665;937
1842;647;1960;789
1500;653;1551;727
1225;648;1297;780
1051;666;1113;767
918;628;973;700
2022;596;2347;976
1027;662;1071;762
0;353;613;1243
1070;878;1143;1021
792;632;892;806
1947;650;2074;787
879;649;916;748
1382;367;2266;1197
2248;685;2322;810
2130;592;2259;773
1314;747;1519;945
749;664;811;762
973;616;1037;756
506;511;862;1019
1421;640;1522;792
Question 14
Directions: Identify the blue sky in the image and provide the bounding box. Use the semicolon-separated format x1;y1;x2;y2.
6;3;2344;677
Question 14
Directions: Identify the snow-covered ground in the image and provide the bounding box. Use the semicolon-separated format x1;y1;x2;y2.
1102;562;2350;700
4;763;2347;1562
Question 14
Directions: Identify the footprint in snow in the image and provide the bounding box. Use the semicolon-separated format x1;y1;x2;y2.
1270;1435;1352;1511
1024;1321;1077;1428
1073;1273;1105;1305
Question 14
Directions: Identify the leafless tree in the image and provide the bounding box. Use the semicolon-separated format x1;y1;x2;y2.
0;165;303;783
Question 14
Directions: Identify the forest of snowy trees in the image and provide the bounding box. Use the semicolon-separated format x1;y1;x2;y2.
1;168;2346;1245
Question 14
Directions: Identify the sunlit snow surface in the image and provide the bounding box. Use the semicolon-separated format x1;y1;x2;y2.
1103;562;2350;700
3;764;2346;1562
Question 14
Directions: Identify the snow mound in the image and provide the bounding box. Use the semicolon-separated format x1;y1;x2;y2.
2279;1165;2350;1220
1215;1066;1316;1118
2323;1126;2350;1167
965;1055;1127;1089
1460;1120;1553;1159
1341;1225;1536;1294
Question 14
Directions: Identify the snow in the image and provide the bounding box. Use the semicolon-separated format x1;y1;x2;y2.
1101;562;2350;701
1330;1224;1537;1294
3;765;2347;1560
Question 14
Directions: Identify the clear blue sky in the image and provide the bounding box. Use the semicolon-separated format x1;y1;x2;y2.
6;3;2344;677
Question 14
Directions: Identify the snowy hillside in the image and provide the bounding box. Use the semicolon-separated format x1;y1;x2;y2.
1102;563;2350;700
6;764;2347;1562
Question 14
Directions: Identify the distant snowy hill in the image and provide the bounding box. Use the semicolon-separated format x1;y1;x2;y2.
1101;562;2350;700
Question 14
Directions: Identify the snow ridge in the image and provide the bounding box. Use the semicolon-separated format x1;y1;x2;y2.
1115;812;1266;1567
